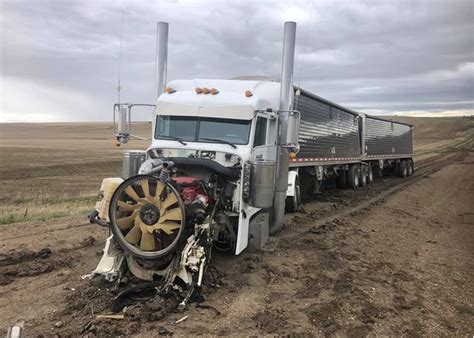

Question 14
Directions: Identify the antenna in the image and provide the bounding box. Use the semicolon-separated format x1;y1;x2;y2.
117;10;124;103
295;0;315;106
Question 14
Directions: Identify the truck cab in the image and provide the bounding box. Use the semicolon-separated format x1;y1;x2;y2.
145;79;283;254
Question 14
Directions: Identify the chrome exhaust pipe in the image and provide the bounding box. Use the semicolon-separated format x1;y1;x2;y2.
155;22;169;98
270;21;297;235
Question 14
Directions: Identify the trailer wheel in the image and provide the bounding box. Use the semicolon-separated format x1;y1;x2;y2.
360;166;367;187
336;170;348;189
367;165;374;184
407;159;414;176
347;164;360;189
286;177;301;212
299;171;314;202
398;160;408;178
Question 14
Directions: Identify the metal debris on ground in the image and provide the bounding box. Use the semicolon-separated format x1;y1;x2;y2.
96;314;125;320
175;315;188;324
6;321;25;338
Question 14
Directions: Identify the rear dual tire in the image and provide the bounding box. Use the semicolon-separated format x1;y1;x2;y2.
367;165;374;184
359;167;367;187
398;160;408;178
407;159;414;176
347;164;360;189
337;163;375;190
336;170;348;189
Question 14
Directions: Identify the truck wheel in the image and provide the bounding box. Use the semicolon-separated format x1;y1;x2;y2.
347;164;360;189
407;159;414;176
286;177;301;212
398;160;408;178
336;170;348;189
367;165;374;184
299;172;314;202
360;166;367;187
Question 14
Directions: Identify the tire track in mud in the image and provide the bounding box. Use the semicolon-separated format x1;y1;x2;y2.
202;147;472;336
0;222;92;239
272;147;472;335
0;236;99;286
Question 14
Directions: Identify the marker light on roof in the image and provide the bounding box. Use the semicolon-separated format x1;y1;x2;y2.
245;90;253;97
202;87;211;94
210;88;219;95
166;87;176;94
195;87;203;94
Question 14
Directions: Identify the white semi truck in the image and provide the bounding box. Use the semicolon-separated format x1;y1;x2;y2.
88;22;413;307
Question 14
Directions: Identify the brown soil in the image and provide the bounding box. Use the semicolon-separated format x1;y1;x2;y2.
0;120;473;336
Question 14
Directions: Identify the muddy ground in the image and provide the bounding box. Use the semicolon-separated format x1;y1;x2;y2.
0;119;473;336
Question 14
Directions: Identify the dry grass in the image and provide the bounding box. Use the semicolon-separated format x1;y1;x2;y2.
0;123;150;224
0;195;98;225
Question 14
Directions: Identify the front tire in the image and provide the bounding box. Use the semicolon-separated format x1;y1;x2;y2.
286;177;301;212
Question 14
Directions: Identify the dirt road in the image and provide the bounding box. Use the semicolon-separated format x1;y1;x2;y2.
1;141;472;336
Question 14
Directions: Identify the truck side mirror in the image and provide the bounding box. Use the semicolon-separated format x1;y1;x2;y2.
284;110;300;149
114;104;130;144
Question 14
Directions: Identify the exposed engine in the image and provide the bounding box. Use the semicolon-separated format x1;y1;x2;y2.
87;157;240;310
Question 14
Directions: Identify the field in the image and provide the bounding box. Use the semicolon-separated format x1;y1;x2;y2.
0;117;473;336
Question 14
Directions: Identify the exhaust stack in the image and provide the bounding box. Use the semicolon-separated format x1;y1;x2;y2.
155;22;169;98
279;21;297;114
271;21;297;235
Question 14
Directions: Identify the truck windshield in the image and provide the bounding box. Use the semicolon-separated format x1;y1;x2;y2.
155;115;251;145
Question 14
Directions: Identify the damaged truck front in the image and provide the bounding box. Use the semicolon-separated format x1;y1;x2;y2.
86;21;300;310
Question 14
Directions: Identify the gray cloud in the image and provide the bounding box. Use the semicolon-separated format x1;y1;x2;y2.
1;0;473;122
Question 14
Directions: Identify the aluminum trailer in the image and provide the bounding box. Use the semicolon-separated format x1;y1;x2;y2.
283;89;414;210
360;114;414;182
362;115;413;160
291;88;361;166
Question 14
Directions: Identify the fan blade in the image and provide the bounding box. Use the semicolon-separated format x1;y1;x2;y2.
153;221;181;235
124;219;141;244
140;179;150;198
154;181;165;201
160;193;178;213
124;186;140;201
159;207;183;222
140;230;156;251
117;200;135;212
116;211;138;230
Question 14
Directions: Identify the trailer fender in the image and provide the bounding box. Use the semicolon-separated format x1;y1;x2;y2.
286;170;299;197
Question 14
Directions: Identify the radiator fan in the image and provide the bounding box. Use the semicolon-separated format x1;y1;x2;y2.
109;175;186;259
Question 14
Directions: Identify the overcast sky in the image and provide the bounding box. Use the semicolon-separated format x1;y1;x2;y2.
1;0;473;122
